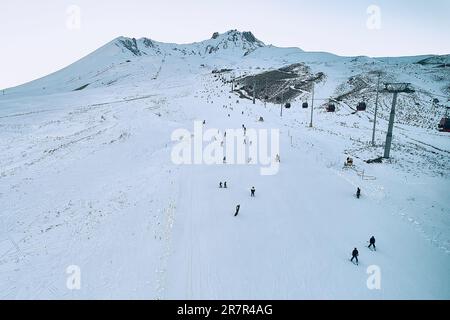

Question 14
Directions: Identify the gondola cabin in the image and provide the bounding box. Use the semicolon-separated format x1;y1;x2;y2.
357;102;367;111
302;102;309;108
438;117;450;132
327;103;336;112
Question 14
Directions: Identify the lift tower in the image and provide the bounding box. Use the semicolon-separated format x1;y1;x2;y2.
382;83;415;159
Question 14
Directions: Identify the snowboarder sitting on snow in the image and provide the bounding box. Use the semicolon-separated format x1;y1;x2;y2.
368;236;376;251
351;248;359;265
356;187;361;199
250;187;256;197
219;182;223;188
234;204;240;217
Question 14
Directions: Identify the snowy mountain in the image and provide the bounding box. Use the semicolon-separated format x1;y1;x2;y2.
3;30;269;96
0;30;449;299
115;30;265;57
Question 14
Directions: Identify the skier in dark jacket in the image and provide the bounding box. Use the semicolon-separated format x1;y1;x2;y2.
219;182;223;188
234;204;240;217
356;187;361;199
368;236;376;251
250;187;255;197
351;248;359;265
224;181;227;188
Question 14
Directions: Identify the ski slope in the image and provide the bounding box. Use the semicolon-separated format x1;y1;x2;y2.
0;30;449;299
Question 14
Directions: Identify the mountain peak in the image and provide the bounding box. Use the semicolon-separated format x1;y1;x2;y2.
211;29;264;45
113;30;265;58
204;30;265;56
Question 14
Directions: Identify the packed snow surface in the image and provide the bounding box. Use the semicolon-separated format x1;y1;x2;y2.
0;30;449;299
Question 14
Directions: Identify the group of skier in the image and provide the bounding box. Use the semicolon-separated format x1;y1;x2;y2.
228;186;256;217
350;236;376;265
211;116;374;266
349;159;368;265
219;181;228;188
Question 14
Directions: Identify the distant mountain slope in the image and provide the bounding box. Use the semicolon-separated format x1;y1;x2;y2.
2;30;449;131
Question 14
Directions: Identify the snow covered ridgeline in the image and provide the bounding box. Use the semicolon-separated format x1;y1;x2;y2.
116;30;265;57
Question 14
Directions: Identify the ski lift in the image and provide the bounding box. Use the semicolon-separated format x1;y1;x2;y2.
327;103;336;112
302;102;309;109
438;107;450;132
344;157;354;167
285;102;291;109
438;117;450;132
357;102;367;111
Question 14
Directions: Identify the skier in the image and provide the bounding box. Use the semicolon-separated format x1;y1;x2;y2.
219;182;223;188
203;120;206;125
223;156;227;164
224;181;227;188
350;248;359;265
275;154;280;162
234;204;240;217
356;187;361;199
250;187;255;197
368;236;376;251
345;157;353;167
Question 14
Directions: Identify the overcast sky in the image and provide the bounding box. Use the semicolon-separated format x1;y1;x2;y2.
1;0;449;89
